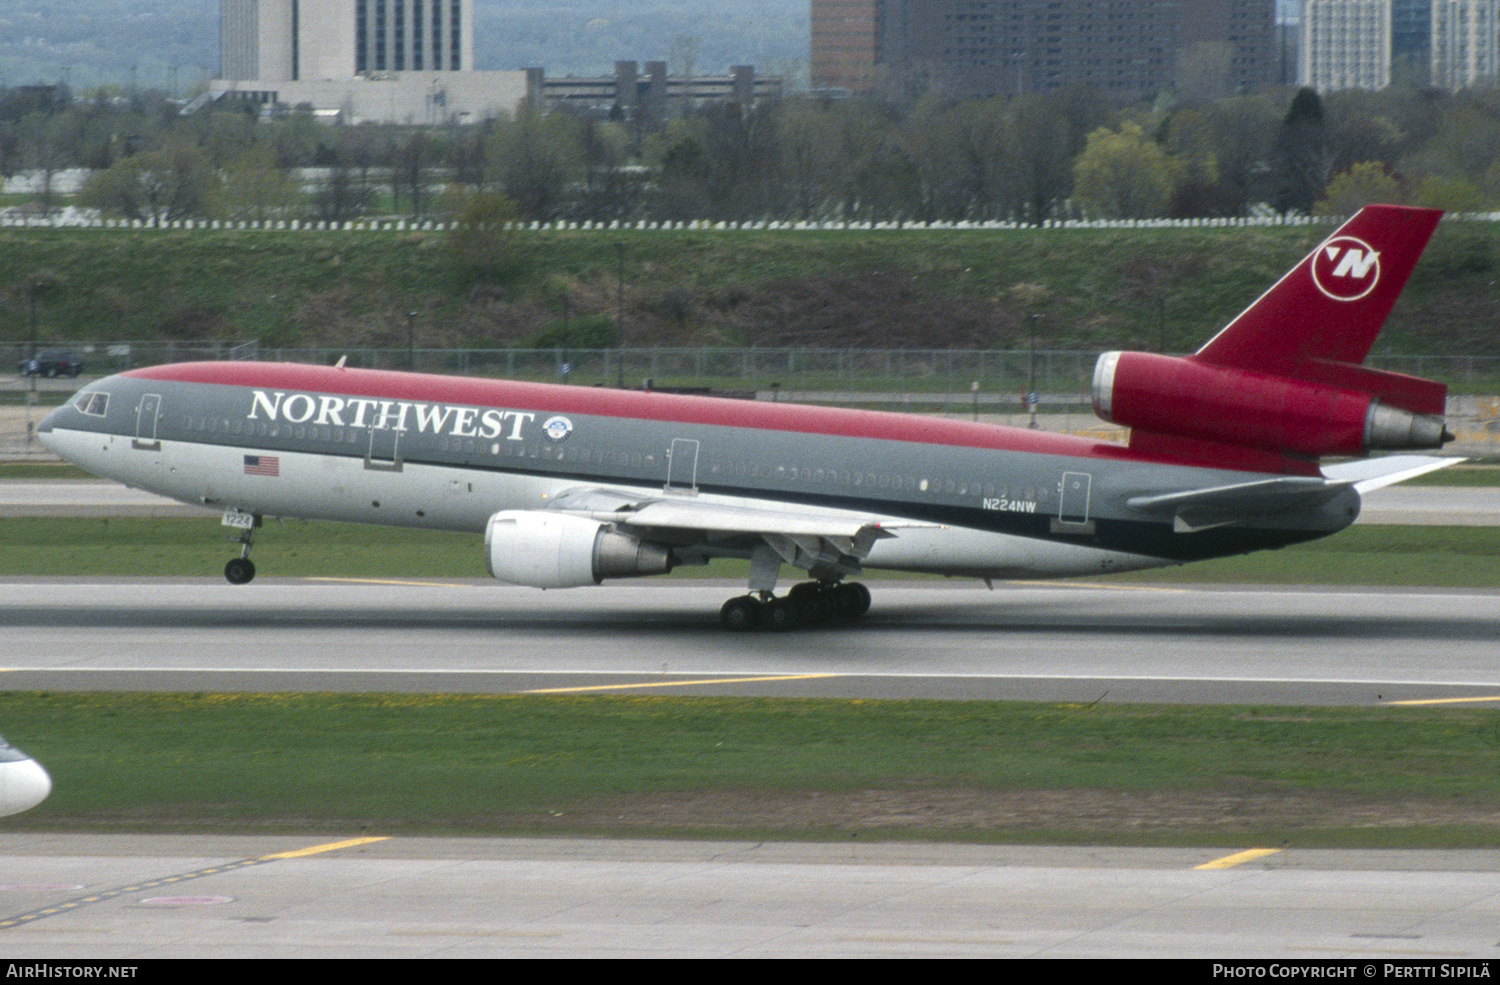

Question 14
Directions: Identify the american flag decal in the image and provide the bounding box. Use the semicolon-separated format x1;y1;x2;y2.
243;455;280;476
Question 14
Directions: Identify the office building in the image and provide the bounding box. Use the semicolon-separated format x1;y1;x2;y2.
1301;0;1392;90
214;0;518;124
1432;0;1500;89
1300;0;1500;91
809;0;1278;99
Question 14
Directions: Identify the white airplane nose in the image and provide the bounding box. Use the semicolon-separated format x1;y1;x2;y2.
0;747;51;817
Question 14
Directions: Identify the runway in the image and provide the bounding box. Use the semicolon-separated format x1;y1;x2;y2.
2;579;1499;706
2;834;1499;958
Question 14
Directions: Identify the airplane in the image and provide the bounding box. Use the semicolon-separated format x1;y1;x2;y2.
0;735;51;817
39;204;1457;630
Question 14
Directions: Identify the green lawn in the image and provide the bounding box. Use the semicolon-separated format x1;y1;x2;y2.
4;692;1499;846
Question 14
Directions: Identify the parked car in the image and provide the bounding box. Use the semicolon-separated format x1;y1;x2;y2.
17;350;82;377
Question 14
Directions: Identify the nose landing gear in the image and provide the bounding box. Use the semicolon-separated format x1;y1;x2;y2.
222;511;261;585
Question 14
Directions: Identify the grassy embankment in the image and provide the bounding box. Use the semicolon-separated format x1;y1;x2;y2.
1;221;1498;384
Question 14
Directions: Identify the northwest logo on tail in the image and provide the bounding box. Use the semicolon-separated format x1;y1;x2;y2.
1311;235;1381;302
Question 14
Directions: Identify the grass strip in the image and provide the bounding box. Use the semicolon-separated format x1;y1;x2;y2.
2;692;1499;846
1;516;1499;587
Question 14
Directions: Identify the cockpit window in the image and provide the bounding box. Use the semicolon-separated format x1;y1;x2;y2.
73;392;109;417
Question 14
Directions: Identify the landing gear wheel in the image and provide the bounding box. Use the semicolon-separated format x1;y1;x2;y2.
838;582;872;619
790;582;831;624
720;595;762;631
762;597;800;631
224;557;256;585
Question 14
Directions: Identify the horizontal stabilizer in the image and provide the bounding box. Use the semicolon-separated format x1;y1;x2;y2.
1320;455;1464;493
1126;476;1347;516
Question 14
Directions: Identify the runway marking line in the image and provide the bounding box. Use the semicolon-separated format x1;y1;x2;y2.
1195;848;1282;870
0;836;389;930
526;674;840;694
260;836;390;860
305;577;472;588
1387;695;1500;706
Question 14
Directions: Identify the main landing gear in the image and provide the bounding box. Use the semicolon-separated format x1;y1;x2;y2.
719;581;872;632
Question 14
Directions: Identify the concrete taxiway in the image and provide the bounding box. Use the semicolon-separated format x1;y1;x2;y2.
2;835;1499;958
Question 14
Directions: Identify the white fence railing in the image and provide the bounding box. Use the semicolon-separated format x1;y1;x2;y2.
6;210;1481;233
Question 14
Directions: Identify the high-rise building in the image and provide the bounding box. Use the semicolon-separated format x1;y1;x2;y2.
1392;0;1433;85
1432;0;1500;89
810;0;880;91
1300;0;1498;91
220;1;472;82
214;0;515;123
808;0;1277;99
1301;0;1392;91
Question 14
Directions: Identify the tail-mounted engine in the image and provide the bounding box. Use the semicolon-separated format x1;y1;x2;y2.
1093;350;1452;465
1089;206;1456;473
486;511;673;589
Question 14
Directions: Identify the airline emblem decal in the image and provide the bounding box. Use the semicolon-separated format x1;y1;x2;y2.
1311;236;1381;302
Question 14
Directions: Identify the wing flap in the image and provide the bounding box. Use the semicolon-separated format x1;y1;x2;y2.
544;485;936;577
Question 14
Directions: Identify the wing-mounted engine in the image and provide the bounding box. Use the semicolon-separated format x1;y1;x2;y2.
1092;205;1454;474
485;510;673;589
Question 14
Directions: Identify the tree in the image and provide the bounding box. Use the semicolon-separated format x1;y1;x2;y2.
1007;89;1107;225
777;99;843;220
1314;162;1402;217
486;104;583;221
219;144;302;222
78;140;221;222
1272;88;1330;216
445;188;520;281
1072;121;1176;219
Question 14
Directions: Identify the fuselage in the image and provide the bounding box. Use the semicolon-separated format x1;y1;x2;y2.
38;360;1360;581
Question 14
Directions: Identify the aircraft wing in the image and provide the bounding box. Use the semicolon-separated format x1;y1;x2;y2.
545;485;936;577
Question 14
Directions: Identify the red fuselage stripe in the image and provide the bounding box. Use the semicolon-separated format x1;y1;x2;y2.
125;361;1142;462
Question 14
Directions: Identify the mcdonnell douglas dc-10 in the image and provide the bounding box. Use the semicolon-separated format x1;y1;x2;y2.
40;205;1457;630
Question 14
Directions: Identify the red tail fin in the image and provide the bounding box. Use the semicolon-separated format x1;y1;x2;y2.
1196;205;1441;377
1094;205;1452;474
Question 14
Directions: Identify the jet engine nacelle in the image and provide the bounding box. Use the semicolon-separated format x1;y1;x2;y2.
485;510;674;589
0;736;50;818
1093;351;1449;459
